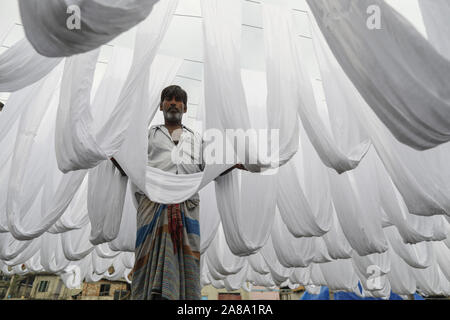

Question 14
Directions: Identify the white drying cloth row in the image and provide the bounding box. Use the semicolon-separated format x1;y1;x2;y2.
0;0;450;296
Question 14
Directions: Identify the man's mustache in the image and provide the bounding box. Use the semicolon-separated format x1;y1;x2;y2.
167;106;180;113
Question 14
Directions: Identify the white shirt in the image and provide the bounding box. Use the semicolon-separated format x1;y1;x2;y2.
145;124;204;202
147;124;204;174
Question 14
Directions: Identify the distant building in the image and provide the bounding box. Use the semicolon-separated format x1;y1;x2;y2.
31;274;82;300
201;284;282;300
0;272;14;299
1;273;35;300
1;270;305;300
0;271;130;300
79;280;130;300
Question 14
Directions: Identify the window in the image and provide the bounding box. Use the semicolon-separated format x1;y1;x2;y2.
99;284;111;296
113;290;129;300
37;281;49;293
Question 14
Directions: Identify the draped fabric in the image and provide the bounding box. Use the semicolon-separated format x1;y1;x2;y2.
307;0;450;150
418;0;450;59
311;14;450;219
263;3;370;174
0;39;62;92
18;0;159;57
54;0;179;174
1;0;450;298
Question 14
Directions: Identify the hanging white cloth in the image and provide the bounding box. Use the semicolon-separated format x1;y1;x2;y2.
328;148;389;256
18;0;159;57
0;38;62;92
307;0;450;150
312;13;450;219
263;3;370;174
88;161;128;245
199;182;221;254
54;0;179;173
61;224;94;261
270;208;331;268
418;0;450;60
259;236;293;287
107;185;137;252
384;226;432;269
277;123;334;238
6;61;89;241
319;259;359;292
60;265;82;289
387;247;417;295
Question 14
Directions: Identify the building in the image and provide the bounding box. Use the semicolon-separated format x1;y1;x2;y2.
201;284;281;300
0;271;130;300
1;273;35;300
79;279;130;300
31;274;82;300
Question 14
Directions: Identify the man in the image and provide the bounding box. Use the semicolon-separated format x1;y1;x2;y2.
113;85;244;300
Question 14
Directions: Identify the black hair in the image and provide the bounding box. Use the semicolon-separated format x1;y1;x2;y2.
160;85;187;107
0;101;4;111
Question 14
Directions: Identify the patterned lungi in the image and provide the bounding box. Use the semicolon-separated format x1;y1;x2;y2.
130;194;201;300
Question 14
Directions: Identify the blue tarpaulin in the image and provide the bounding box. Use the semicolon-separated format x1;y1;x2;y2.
333;291;403;300
300;286;330;300
300;283;425;300
413;293;425;300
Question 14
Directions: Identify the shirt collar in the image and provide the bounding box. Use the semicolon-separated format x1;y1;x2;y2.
156;124;193;141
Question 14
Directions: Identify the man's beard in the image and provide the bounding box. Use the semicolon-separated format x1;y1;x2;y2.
164;108;183;124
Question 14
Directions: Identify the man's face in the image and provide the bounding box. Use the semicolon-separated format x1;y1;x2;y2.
160;96;186;124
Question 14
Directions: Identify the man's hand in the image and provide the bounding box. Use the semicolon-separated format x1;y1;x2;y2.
234;164;248;171
219;164;248;177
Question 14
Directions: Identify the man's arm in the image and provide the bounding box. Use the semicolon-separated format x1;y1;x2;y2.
110;157;127;177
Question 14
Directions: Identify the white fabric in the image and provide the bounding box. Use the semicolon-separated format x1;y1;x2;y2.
199;182;220;254
277;123;334;238
271;209;331;268
263;3;370;174
55;0;179;173
319;259;358;292
18;0;158;57
419;0;450;60
215;171;276;256
0;39;62;92
307;0;450;150
1;0;450;296
205;224;246;276
311;13;450;219
6;62;88;241
88;161;128;245
60;265;82;289
328;148;389;256
112;53;183;200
